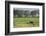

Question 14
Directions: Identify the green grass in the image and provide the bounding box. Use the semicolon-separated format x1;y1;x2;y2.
13;17;39;28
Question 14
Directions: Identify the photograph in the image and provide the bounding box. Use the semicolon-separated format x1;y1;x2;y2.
5;1;45;35
13;8;39;28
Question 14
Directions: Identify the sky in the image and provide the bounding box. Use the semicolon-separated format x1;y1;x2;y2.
14;8;39;12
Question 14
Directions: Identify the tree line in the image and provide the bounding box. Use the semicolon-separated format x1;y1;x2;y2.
13;9;39;17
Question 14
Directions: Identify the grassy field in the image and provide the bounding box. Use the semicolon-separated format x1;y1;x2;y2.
13;17;39;28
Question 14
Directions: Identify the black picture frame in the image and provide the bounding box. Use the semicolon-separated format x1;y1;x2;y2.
5;1;45;35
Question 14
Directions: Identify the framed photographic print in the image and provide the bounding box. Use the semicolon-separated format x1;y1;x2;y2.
5;1;45;35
